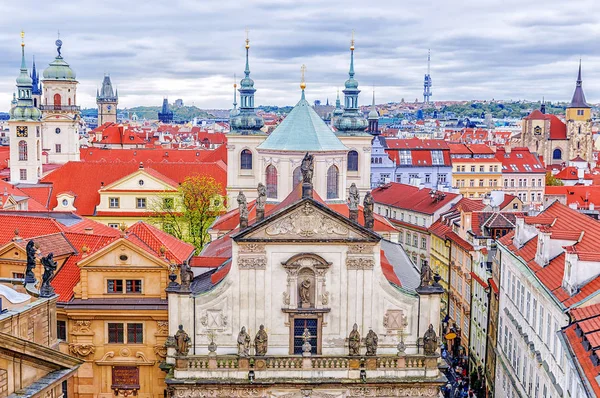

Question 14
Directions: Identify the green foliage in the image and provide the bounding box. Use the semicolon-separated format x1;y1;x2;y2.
441;101;567;119
545;172;564;186
127;105;214;122
149;175;224;253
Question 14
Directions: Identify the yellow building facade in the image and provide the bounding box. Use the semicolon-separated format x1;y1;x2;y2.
452;158;502;199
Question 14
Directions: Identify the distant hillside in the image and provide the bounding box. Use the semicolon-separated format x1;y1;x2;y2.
426;101;568;119
126;106;215;122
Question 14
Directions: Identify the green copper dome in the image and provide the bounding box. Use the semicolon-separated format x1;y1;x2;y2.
11;37;41;122
10;105;42;121
258;91;347;152
43;56;76;80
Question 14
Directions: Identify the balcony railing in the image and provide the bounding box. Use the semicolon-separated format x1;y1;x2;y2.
173;353;440;381
39;105;81;112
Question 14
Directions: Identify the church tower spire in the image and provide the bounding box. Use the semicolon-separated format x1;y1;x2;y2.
423;49;432;103
229;31;264;135
566;60;593;163
368;90;379;135
230;74;239;118
334;32;368;135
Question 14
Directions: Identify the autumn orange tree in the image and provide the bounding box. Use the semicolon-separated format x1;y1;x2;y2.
150;175;225;252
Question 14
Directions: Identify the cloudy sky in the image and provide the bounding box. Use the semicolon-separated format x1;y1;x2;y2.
0;0;598;110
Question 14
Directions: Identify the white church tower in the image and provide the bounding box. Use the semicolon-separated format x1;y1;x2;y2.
40;37;81;163
9;32;43;184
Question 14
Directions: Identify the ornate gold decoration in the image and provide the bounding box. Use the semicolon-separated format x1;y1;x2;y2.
346;257;374;270
238;256;266;270
68;343;96;358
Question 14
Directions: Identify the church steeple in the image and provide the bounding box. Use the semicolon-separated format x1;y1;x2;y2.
229;31;264;135
568;60;590;109
11;31;41;121
334;32;368;135
230;74;239;118
368;90;379;135
97;74;118;125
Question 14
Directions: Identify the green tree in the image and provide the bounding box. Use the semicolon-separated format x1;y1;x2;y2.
545;172;564;186
150;175;224;252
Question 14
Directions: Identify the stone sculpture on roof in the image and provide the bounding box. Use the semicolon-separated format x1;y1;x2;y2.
237;191;248;229
40;253;57;297
363;192;374;229
423;324;438;355
348;323;360;356
301;153;314;184
25;240;37;284
237;326;251;357
365;329;378;356
175;325;191;356
256;183;266;221
254;325;268;356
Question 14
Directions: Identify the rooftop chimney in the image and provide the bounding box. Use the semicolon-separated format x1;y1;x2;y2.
84;227;93;235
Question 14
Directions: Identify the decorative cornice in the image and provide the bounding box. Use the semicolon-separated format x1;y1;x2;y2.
238;256;266;270
346;256;374;270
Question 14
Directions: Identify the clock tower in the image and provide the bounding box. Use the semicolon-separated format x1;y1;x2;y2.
97;74;118;125
40;37;81;164
9;32;43;184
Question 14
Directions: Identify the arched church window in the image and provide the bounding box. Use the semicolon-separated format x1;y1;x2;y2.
347;150;358;171
327;165;339;199
240;149;252;170
293;167;302;189
68;98;71;106
553;148;562;160
18;141;27;161
266;165;277;199
53;93;61;109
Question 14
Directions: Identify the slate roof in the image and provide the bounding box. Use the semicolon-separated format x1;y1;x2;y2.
257;95;347;152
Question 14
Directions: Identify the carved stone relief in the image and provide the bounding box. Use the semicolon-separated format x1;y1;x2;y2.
348;243;374;254
382;310;408;331
265;203;349;238
239;243;266;253
154;344;167;359
68;343;96;358
169;386;439;398
346;257;375;270
199;310;228;330
156;320;169;336
238;256;267;270
71;320;93;335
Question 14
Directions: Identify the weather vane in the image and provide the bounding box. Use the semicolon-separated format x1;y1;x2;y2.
300;64;306;90
351;29;355;50
56;30;63;57
245;28;249;49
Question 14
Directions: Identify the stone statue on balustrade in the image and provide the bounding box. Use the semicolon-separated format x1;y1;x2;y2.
348;323;361;356
237;191;249;229
25;240;37;284
39;253;57;297
254;325;268;356
174;325;191;356
256;183;267;221
423;324;438;355
237;326;251;357
363;192;374;229
365;329;378;356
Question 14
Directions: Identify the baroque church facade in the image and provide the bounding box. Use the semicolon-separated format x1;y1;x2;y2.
9;34;81;185
165;38;446;398
520;63;593;165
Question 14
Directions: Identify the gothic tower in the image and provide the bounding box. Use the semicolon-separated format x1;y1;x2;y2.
565;61;592;163
158;98;174;123
41;37;81;163
9;32;43;184
31;56;41;108
97;74;118;125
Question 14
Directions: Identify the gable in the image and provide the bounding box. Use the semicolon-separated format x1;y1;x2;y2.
0;243;26;261
101;169;177;192
234;200;380;242
77;239;168;269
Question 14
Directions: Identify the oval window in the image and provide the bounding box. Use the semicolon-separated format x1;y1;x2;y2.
138;180;144;186
119;254;128;261
62;199;68;206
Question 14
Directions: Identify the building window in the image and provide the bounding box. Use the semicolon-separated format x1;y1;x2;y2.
413;235;418;247
293;318;318;354
347;150;358;171
109;197;120;208
126;280;142;293
266;165;278;199
57;320;67;340
55;144;62;153
438;174;447;184
469;179;474;187
425;174;431;183
577;109;584;116
421;237;427;249
479;179;484;187
127;323;144;344
136;198;147;209
108;323;125;343
553;148;562;160
18;140;27;161
470;166;476;172
327;165;339;199
293;167;302;188
479;166;484;172
13;272;25;279
240;149;252;170
108;223;119;228
431;150;444;165
107;279;123;293
19;169;27;181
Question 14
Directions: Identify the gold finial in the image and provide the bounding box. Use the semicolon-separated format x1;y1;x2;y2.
245;28;250;49
234;73;237;88
20;30;25;47
350;30;355;51
300;64;306;90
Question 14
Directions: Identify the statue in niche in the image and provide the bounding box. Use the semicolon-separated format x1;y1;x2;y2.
254;325;268;356
423;324;438;355
299;278;311;308
174;325;191;356
237;326;251;357
365;329;378;356
348;323;361;356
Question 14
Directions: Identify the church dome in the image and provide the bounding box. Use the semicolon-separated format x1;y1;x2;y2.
43;56;76;80
230;111;264;132
16;72;33;86
10;105;42;121
334;113;368;132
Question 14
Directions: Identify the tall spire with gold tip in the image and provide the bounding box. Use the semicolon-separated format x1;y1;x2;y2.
230;74;239;117
334;31;368;135
300;64;306;99
11;31;41;121
230;30;264;135
368;89;380;135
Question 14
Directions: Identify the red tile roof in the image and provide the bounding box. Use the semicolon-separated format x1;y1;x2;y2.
380;251;401;286
371;183;460;215
81;147;224;164
0;215;64;245
470;271;488;288
126;222;195;263
495;147;546;174
40;161;226;215
16;233;76;258
523;111;567;140
384;138;451;167
93;123;147;145
500;201;600;308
